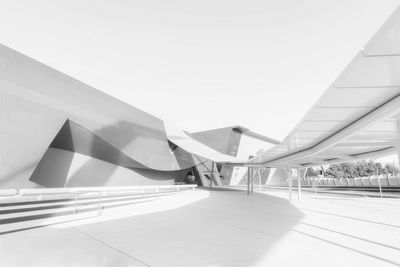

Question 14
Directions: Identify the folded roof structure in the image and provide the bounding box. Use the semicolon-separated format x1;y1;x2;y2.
252;6;400;168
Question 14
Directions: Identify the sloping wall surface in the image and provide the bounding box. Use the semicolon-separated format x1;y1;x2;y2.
191;127;243;185
28;148;184;188
0;44;197;188
191;127;243;157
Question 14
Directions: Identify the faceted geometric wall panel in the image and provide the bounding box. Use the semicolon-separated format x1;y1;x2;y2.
0;43;200;189
29;148;188;188
49;119;149;169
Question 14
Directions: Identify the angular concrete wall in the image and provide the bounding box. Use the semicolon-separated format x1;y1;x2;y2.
191;127;242;157
27;148;186;188
191;127;243;185
0;44;196;189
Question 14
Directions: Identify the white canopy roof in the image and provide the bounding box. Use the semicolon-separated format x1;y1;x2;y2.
253;6;400;168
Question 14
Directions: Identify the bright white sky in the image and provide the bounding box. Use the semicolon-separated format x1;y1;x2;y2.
0;0;399;142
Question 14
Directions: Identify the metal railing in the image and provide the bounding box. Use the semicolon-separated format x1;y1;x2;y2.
296;176;400;187
0;185;197;234
0;184;197;215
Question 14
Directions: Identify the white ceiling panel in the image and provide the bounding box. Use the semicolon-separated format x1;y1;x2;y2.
306;107;373;121
292;131;331;139
348;131;398;140
335;53;400;88
297;120;349;132
253;7;400;168
318;87;400;108
364;6;400;56
358;120;398;132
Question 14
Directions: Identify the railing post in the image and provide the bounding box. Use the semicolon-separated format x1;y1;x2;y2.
376;171;383;198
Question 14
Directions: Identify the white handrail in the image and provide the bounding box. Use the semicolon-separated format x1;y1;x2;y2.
0;189;18;197
18;184;197;196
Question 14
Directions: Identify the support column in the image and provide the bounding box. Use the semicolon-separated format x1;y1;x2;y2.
210;162;214;188
297;168;302;200
287;169;293;203
251;167;254;194
395;120;400;193
247;167;250;195
396;121;400;167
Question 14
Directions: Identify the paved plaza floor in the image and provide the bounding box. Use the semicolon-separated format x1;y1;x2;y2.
1;188;399;267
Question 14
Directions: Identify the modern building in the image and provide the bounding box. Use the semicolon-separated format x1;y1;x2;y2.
0;43;280;189
3;6;400;191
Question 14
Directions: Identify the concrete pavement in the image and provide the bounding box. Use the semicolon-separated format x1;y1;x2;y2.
1;188;399;266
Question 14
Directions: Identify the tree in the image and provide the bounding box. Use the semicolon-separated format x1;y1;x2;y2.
374;162;383;175
325;163;344;178
384;163;400;175
324;160;397;179
356;160;369;177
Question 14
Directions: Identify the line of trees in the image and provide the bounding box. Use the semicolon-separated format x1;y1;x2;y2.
323;160;400;179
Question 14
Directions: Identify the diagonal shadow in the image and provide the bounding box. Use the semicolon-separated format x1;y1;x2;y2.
73;189;304;267
299;222;400;251
292;229;400;266
301;208;400;228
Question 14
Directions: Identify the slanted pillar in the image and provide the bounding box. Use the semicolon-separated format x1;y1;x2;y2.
210;162;214;188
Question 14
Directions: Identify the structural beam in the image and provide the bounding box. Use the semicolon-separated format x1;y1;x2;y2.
255;93;400;167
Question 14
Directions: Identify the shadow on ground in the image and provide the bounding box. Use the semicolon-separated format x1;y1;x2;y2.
74;188;304;267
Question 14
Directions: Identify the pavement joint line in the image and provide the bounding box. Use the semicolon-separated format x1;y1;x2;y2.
292;229;400;267
298;222;400;251
300;208;400;228
72;227;152;267
211;220;400;266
